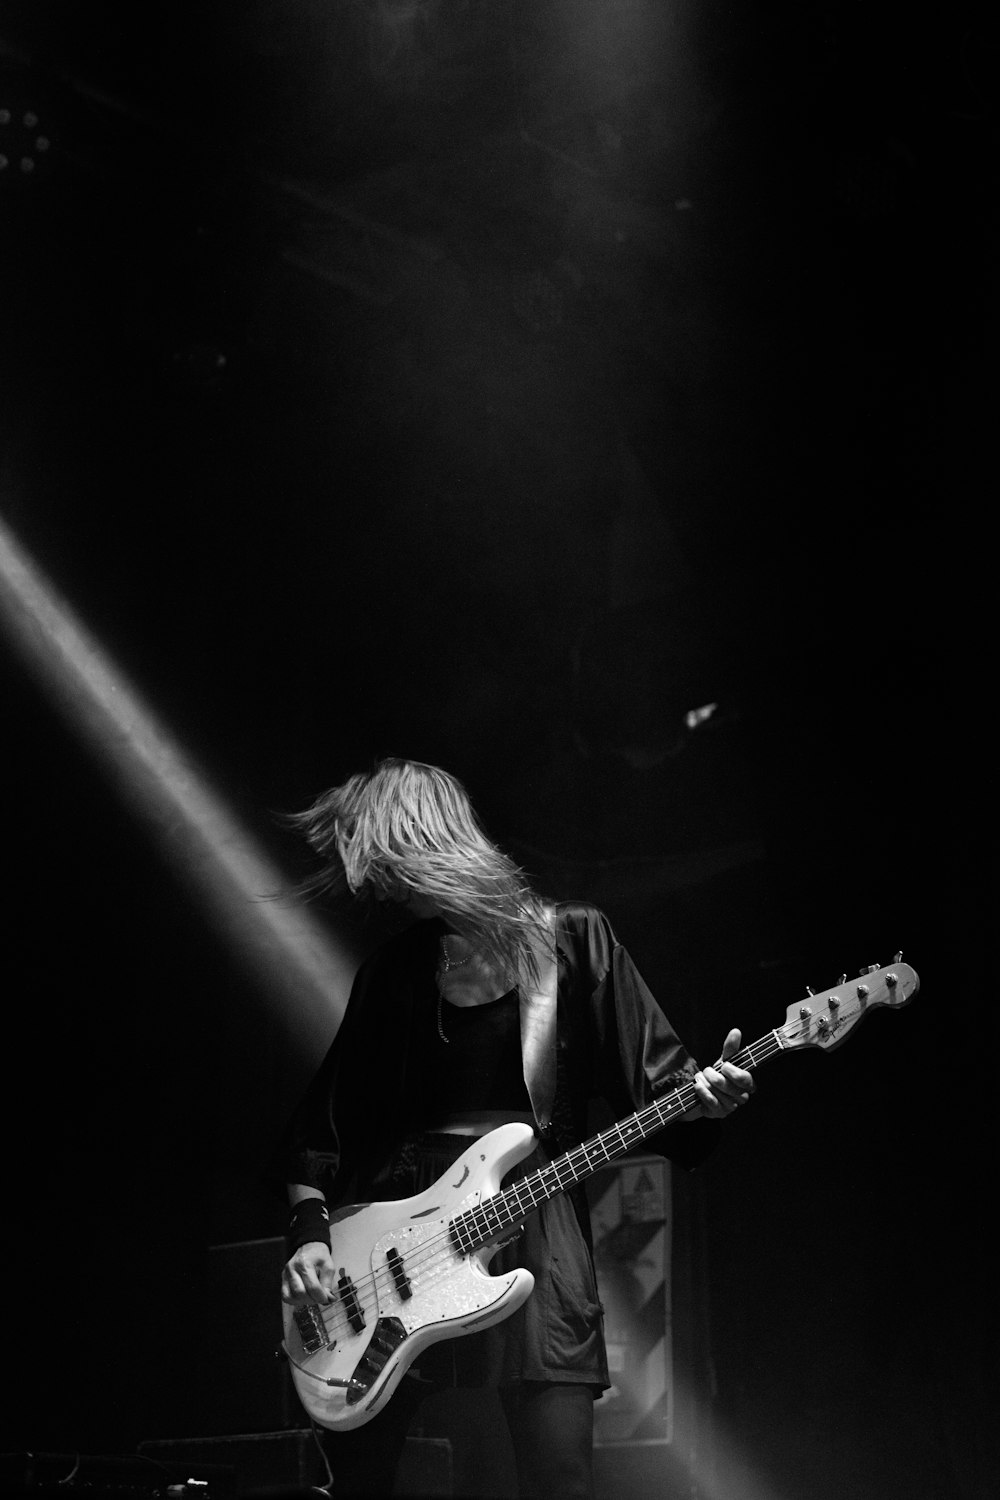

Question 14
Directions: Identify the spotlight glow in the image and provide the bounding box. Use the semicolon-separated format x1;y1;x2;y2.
0;509;358;1059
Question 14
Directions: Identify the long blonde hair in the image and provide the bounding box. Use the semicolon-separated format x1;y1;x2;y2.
290;758;550;989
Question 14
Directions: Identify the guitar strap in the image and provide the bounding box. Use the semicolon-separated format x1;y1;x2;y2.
519;904;558;1138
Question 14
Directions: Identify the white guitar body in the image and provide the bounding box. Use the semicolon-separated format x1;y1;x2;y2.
282;1122;538;1431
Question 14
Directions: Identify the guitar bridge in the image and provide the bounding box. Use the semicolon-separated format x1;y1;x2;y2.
346;1317;408;1406
293;1302;333;1356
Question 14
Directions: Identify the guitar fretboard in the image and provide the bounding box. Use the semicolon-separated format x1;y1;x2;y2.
449;1030;785;1254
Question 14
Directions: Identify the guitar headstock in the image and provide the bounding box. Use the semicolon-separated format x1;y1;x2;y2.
778;954;919;1052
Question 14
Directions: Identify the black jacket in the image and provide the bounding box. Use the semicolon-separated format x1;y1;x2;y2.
272;902;719;1389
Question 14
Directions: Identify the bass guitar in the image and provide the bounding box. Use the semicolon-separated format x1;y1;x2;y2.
282;956;918;1430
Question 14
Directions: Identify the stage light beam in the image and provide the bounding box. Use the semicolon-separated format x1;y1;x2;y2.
0;507;358;1062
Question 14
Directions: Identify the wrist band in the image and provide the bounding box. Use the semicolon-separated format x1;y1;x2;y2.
288;1197;331;1253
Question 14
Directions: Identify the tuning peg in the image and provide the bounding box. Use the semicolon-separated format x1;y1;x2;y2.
893;950;903;963
859;964;880;976
836;974;847;985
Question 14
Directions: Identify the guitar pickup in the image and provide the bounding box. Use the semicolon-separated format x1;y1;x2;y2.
346;1318;407;1406
338;1269;366;1334
293;1302;332;1355
385;1246;412;1301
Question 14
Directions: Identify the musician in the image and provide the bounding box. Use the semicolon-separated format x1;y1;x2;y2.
273;758;754;1499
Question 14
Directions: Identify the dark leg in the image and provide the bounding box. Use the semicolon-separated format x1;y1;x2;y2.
318;1375;425;1499
500;1382;595;1500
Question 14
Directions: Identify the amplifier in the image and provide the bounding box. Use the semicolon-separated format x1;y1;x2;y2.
198;1238;295;1436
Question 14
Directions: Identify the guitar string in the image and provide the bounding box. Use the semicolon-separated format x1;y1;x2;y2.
312;1009;847;1341
318;1073;708;1329
310;1028;789;1339
305;996;882;1342
310;1019;812;1336
310;981;883;1348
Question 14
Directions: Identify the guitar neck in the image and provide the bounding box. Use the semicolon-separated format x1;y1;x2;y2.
452;1032;783;1253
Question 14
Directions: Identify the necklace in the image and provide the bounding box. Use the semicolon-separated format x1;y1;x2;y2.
436;936;473;1044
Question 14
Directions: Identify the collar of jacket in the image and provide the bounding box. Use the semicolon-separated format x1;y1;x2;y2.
519;904;558;1139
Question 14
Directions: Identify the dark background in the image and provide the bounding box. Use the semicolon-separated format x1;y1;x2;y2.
1;3;993;1497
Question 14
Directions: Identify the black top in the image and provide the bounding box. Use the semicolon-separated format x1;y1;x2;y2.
418;989;533;1117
